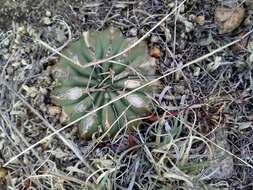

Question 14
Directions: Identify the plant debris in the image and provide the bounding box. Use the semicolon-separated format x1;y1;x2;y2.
1;0;253;189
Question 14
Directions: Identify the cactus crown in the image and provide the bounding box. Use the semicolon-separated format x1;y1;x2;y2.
51;28;158;139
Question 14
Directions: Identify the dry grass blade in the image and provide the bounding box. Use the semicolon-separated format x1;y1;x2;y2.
173;115;253;170
36;0;187;69
164;173;193;187
83;105;131;157
0;79;95;174
4;28;253;169
3;5;253;173
127;158;139;190
1;1;253;189
0;110;43;163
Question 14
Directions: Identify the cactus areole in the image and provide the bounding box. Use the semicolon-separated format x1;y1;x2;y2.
51;28;159;139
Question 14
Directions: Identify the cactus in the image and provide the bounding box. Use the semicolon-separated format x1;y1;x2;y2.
51;28;159;139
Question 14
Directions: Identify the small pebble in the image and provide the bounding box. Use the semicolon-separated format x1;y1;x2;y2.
46;10;51;17
48;106;61;116
42;17;52;25
168;2;175;8
60;111;69;123
17;26;26;34
189;14;196;21
6;67;14;75
214;7;245;34
193;67;201;77
39;87;48;95
129;28;137;37
150;47;161;59
150;35;159;43
196;15;205;25
0;167;7;179
2;38;10;46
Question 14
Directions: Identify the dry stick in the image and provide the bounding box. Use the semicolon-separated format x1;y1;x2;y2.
84;105;132;157
98;0;116;30
4;29;253;168
0;110;43;163
176;116;249;174
39;18;72;65
36;0;188;69
0;80;95;173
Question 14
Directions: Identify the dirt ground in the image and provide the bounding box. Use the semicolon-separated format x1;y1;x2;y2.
0;0;253;189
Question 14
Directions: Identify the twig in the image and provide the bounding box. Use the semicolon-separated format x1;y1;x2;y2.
36;0;188;69
0;79;94;174
4;28;253;168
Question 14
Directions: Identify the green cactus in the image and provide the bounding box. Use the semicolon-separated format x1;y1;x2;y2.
51;28;159;139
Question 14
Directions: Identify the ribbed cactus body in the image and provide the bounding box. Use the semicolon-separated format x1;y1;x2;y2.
51;28;159;139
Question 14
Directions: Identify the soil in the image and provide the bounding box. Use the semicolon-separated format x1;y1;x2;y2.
1;0;253;189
